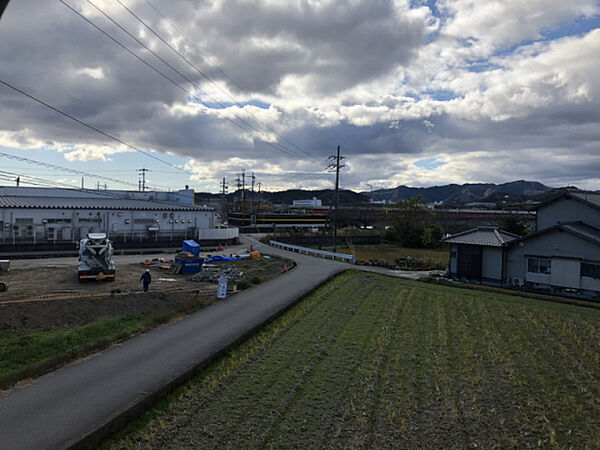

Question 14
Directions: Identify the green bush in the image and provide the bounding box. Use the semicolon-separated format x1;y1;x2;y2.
236;280;250;290
250;276;261;285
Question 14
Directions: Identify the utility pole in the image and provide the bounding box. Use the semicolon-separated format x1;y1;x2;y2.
241;168;246;203
221;177;228;222
327;145;345;252
235;175;242;206
81;177;84;189
138;168;149;192
250;172;255;214
257;182;261;206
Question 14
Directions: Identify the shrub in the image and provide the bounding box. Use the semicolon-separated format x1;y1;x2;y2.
236;280;250;290
250;276;261;285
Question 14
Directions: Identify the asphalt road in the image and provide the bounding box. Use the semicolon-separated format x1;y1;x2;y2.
0;236;349;450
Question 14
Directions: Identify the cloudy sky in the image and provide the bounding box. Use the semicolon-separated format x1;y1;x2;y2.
0;0;599;193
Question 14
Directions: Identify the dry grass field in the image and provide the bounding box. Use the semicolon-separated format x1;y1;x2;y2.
109;271;600;449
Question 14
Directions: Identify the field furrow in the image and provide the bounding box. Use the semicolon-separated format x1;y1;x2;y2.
109;272;600;449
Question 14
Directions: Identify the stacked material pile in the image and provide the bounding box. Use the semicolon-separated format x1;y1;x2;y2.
175;251;196;260
191;265;244;283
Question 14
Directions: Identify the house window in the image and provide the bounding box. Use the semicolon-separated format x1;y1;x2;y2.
581;262;600;280
527;257;551;275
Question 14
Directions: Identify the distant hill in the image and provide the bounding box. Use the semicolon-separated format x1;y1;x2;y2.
194;188;367;206
367;180;552;204
195;180;555;207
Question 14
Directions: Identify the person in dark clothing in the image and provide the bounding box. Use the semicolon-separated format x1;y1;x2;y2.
140;268;151;292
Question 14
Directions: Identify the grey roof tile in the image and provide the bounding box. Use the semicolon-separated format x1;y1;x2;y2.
442;226;519;247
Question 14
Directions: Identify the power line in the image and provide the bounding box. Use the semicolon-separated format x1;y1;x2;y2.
134;0;317;160
143;0;246;93
0;77;190;175
77;0;307;160
0;169;209;209
0;151;139;189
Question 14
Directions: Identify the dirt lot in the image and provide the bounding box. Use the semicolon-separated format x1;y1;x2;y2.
0;262;201;301
0;255;291;334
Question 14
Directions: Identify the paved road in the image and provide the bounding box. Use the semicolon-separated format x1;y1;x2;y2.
0;236;439;449
0;237;349;450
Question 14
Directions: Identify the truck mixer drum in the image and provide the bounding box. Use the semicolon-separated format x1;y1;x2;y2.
78;233;116;282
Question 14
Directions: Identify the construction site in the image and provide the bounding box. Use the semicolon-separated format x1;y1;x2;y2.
0;240;292;335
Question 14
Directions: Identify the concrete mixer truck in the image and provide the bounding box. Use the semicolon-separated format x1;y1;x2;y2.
78;233;116;282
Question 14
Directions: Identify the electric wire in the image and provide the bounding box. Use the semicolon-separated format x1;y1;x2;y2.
78;0;307;160
134;0;318;160
0;169;214;210
0;151;139;189
0;78;189;175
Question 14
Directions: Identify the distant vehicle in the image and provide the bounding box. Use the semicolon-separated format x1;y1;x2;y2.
78;233;116;282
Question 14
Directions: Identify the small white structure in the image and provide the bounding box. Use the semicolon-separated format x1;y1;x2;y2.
292;197;322;208
369;198;390;205
442;227;519;285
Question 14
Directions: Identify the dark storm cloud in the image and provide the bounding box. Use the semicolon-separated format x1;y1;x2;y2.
0;0;598;190
0;0;427;160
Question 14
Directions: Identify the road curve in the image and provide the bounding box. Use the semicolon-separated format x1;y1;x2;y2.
0;237;349;450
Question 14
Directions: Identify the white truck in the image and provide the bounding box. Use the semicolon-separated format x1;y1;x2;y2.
78;233;116;282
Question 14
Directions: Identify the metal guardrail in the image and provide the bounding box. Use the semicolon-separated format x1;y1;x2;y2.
269;240;356;264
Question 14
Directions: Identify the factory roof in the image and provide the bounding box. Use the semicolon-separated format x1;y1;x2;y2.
0;195;213;211
442;226;520;247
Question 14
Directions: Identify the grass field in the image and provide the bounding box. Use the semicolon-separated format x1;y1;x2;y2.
108;271;600;449
310;244;448;269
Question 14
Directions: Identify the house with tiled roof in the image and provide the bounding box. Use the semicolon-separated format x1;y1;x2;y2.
442;190;600;297
442;227;519;284
504;191;600;295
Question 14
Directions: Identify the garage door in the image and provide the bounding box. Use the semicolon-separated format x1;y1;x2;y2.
457;245;482;280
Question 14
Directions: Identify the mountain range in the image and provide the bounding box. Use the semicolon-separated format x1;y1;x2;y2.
196;180;558;206
366;180;552;204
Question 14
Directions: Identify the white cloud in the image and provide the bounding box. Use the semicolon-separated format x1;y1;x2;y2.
76;67;105;80
0;0;598;191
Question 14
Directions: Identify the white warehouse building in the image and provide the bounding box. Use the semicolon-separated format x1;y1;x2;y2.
0;186;220;247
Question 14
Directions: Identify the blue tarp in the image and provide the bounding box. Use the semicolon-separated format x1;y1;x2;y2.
182;240;200;257
206;255;245;263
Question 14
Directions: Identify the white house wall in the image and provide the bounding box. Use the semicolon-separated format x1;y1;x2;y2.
482;247;503;282
505;229;600;289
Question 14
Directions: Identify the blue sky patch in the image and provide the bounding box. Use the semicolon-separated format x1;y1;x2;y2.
413;157;446;170
425;90;458;101
188;97;271;110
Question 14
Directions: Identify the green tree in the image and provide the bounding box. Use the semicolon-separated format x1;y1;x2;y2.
389;197;428;247
498;215;529;236
421;224;445;248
